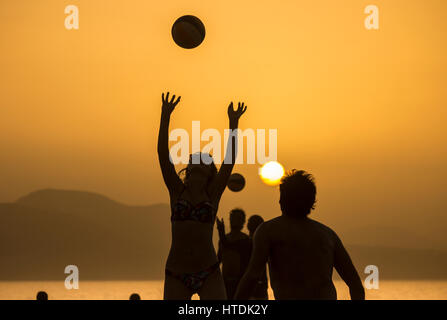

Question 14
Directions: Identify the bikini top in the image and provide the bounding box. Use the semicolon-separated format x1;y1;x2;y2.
171;190;216;224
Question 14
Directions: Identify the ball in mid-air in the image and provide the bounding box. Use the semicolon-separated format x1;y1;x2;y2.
171;15;206;49
227;173;246;192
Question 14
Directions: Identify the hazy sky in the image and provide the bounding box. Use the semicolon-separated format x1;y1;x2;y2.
1;0;446;248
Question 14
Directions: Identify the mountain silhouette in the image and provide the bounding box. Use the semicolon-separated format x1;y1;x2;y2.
0;189;171;280
16;189;124;212
0;189;446;280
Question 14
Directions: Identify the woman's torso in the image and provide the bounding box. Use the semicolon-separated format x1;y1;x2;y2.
165;187;220;272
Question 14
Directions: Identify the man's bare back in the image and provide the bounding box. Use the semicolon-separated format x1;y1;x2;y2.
235;170;365;300
235;215;364;300
235;215;364;299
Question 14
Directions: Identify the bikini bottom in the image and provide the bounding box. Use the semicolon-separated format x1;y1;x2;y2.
165;262;220;294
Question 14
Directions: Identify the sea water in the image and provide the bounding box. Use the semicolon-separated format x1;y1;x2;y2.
1;280;446;300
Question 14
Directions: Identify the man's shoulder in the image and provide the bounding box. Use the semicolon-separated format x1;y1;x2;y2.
307;218;338;238
250;217;277;240
254;216;286;236
262;216;283;226
225;231;250;242
265;216;337;236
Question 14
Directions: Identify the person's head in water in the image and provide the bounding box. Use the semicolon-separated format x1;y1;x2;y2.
179;152;217;191
36;291;48;300
129;293;141;300
229;208;246;232
247;215;264;236
279;170;316;218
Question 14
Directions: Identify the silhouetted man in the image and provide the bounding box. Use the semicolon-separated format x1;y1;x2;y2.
246;215;268;300
217;208;251;300
235;170;365;300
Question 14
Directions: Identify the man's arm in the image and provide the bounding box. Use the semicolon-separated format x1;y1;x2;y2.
216;218;227;264
217;239;223;264
333;232;365;300
234;222;269;300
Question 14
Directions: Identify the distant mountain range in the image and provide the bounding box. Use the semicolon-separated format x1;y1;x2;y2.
0;189;446;280
0;189;171;280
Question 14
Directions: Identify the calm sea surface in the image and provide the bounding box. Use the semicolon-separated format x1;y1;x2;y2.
1;280;446;300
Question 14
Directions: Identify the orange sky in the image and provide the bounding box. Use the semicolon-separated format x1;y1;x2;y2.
1;0;446;249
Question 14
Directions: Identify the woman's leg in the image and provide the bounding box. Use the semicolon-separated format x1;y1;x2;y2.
223;277;240;300
198;268;227;300
163;273;193;300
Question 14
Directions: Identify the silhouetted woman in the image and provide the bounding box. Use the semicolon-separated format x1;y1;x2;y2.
158;91;247;299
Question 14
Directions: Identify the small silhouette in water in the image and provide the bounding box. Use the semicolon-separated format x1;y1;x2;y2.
235;170;365;300
217;208;251;300
246;214;268;300
158;91;247;300
129;293;141;300
36;291;48;300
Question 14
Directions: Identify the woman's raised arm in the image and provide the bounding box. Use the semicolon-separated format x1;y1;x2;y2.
211;102;247;199
157;92;184;194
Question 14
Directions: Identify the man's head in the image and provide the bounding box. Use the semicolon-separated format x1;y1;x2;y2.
247;214;264;236
279;170;316;218
36;291;48;300
129;293;141;300
229;208;246;231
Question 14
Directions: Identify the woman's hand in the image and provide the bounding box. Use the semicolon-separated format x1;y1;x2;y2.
162;91;181;115
158;91;184;193
228;102;247;127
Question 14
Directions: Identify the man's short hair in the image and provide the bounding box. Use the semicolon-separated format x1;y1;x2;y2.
229;208;246;231
279;170;316;217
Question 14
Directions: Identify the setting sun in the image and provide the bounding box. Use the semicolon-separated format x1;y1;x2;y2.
259;161;285;186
